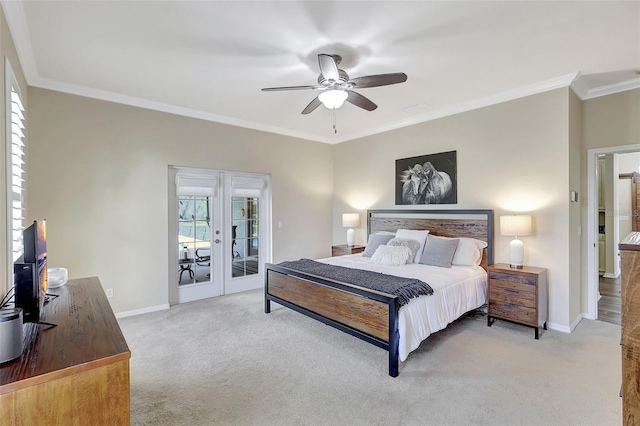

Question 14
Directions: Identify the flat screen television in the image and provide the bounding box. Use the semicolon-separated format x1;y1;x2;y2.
14;220;49;324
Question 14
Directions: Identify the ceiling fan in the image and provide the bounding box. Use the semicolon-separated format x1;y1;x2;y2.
261;54;408;115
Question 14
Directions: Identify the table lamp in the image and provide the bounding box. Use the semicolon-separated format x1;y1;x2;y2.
342;213;360;246
500;214;532;269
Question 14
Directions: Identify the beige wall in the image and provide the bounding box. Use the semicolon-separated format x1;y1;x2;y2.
1;7;28;296
27;88;333;313
582;89;640;315
569;90;584;325
584;89;640;150
333;88;573;329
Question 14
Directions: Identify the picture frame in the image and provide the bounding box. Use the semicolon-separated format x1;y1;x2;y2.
395;150;457;205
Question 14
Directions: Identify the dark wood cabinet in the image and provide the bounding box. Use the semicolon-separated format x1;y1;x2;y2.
619;232;640;425
331;244;365;257
487;263;548;339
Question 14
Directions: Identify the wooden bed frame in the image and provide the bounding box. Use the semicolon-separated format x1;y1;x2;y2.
264;209;494;377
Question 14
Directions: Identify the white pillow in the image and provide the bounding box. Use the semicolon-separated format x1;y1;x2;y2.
429;235;488;266
386;238;421;264
370;245;412;266
395;229;430;263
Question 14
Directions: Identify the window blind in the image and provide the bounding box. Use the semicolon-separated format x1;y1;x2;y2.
230;176;266;197
175;173;217;196
7;71;26;262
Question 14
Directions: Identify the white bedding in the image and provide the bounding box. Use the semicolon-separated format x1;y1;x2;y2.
317;254;487;362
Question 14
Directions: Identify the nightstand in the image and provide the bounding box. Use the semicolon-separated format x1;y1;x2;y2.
331;244;365;257
487;263;548;339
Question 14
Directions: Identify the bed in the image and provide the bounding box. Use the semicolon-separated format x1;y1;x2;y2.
264;209;494;377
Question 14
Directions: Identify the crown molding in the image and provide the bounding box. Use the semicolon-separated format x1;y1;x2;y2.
582;77;640;100
1;0;38;83
28;73;581;145
334;73;579;143
569;71;590;100
30;76;335;144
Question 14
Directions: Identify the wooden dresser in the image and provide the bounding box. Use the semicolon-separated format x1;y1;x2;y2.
0;277;131;425
487;263;548;339
619;233;640;425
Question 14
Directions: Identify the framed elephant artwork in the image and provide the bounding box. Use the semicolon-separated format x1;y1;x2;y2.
395;150;457;205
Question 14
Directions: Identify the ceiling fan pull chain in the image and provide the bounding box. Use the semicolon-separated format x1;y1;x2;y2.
333;109;338;134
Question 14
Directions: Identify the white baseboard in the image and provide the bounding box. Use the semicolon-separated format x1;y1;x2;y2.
116;304;170;319
548;314;584;333
603;272;620;279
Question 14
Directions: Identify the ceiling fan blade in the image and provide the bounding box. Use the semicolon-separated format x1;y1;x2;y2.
261;85;318;92
348;73;408;88
318;54;339;82
346;90;377;111
301;96;322;115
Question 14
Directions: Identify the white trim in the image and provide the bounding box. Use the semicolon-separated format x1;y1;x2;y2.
548;314;583;333
603;272;620;279
30;73;579;145
579;78;640;101
587;145;640;321
0;0;38;83
30;77;337;144
115;303;170;319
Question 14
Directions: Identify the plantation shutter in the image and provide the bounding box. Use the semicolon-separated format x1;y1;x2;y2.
7;66;26;262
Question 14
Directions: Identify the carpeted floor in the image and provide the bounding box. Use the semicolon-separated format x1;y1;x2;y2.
118;289;622;426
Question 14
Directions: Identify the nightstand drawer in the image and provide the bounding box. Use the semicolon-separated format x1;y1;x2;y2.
489;275;536;296
488;287;536;308
489;301;537;326
488;271;537;287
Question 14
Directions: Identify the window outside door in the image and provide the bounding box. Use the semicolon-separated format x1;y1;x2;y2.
178;195;212;286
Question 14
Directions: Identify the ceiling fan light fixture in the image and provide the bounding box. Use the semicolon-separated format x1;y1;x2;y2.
318;90;348;109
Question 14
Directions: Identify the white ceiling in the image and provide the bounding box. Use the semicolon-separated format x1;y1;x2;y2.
3;1;640;144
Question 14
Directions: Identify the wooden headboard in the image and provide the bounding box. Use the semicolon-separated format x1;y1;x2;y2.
367;209;494;270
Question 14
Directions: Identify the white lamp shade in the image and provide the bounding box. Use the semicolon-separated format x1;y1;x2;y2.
342;213;360;228
500;215;532;237
319;90;348;109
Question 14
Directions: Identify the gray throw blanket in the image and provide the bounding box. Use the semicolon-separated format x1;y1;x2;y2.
278;258;433;306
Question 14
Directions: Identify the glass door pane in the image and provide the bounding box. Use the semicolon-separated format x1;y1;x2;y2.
231;196;259;278
178;195;212;286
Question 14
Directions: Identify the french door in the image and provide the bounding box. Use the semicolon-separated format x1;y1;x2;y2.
169;167;270;304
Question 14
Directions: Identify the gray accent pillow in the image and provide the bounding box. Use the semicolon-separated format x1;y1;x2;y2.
387;238;421;264
419;235;459;268
362;234;395;258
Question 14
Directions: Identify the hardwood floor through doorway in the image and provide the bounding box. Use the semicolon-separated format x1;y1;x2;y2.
598;275;621;325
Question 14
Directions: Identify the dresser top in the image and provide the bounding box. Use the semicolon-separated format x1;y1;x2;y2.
620;232;640;251
0;277;130;394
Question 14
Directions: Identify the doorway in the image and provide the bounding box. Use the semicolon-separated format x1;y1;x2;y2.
587;145;640;320
168;167;271;305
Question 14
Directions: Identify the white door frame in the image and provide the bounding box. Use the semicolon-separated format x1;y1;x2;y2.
168;167;271;305
587;144;640;319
